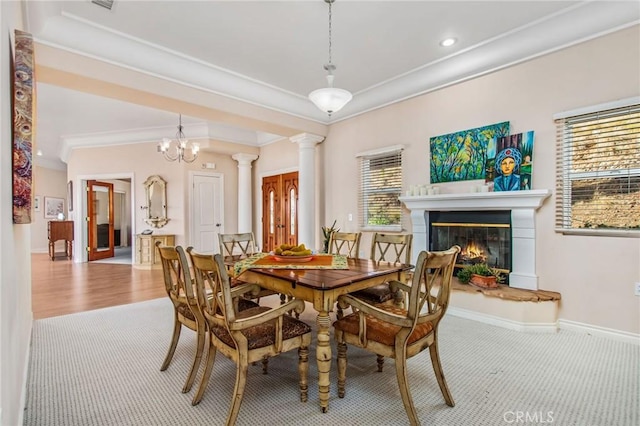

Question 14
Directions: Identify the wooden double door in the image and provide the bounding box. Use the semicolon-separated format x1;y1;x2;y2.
262;172;298;252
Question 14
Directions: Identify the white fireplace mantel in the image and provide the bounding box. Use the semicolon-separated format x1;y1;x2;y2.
399;189;552;290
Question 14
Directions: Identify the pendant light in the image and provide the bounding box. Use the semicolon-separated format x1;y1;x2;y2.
308;0;352;116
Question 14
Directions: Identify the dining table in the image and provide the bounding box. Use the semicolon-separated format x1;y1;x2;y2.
231;252;410;413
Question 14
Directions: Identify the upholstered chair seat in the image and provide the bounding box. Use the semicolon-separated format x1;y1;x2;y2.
210;306;312;350
333;304;434;347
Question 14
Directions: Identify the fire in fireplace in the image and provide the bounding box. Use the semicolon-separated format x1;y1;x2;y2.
429;210;512;278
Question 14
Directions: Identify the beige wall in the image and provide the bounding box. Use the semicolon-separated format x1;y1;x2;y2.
319;26;640;334
1;3;33;425
65;140;253;249
30;166;68;252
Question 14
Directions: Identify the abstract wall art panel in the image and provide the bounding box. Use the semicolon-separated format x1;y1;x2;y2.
12;30;35;224
430;121;510;183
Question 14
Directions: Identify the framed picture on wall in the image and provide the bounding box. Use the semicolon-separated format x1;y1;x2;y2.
67;181;74;212
44;197;64;219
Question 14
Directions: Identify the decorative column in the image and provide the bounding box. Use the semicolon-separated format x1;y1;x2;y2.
232;153;259;233
290;133;325;250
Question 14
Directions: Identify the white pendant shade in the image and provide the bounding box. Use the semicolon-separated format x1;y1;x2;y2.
308;87;353;115
309;0;352;115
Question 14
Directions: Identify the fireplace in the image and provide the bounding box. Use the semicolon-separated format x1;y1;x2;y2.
429;211;511;279
399;190;551;290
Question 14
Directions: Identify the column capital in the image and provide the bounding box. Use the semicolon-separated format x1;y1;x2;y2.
231;153;259;165
290;133;325;147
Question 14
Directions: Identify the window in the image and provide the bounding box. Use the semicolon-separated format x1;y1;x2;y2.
358;145;404;231
554;99;640;236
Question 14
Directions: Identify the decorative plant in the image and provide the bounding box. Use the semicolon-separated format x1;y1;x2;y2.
321;220;339;253
456;263;505;284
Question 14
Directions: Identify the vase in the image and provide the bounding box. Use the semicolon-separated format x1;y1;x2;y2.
469;274;498;289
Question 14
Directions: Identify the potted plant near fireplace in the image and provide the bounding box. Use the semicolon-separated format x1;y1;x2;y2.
457;263;505;289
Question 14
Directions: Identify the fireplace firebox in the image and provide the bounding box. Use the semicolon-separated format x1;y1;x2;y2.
429;210;512;280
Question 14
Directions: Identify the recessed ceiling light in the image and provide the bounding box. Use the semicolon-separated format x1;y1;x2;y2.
91;0;115;11
440;38;457;47
36;150;43;156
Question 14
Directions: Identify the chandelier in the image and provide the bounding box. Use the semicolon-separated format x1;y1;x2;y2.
158;114;199;163
308;0;352;116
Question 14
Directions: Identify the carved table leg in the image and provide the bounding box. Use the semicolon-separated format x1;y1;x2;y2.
316;310;332;413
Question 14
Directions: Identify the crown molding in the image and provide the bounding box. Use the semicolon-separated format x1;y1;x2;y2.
34;12;328;123
60;122;209;162
58;121;283;162
29;1;639;125
331;1;640;123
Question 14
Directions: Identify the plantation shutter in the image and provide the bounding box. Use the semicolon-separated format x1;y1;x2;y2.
357;146;404;230
554;101;640;234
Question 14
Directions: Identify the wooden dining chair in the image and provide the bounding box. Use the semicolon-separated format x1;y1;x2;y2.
360;232;413;302
157;242;260;394
336;233;413;319
218;232;284;304
218;232;259;258
334;245;461;426
184;247;312;423
328;231;362;258
156;242;206;394
328;231;362;318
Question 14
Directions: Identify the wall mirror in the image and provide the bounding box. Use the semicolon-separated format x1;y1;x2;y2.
143;175;169;228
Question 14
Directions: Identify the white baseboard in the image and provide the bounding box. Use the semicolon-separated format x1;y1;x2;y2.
31;248;48;254
448;306;558;333
17;315;33;426
558;319;640;345
448;307;640;344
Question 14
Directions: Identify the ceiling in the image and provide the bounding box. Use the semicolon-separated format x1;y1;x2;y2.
25;0;639;169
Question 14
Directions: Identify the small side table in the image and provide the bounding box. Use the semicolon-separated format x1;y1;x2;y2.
48;220;74;260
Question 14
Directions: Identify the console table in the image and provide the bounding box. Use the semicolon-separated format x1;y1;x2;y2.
48;220;74;261
134;234;175;269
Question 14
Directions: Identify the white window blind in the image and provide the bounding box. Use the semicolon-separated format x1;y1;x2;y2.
555;102;640;235
358;149;403;230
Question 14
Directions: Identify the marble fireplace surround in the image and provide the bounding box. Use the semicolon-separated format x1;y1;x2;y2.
399;189;551;291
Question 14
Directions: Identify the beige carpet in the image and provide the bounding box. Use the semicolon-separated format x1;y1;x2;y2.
24;297;639;425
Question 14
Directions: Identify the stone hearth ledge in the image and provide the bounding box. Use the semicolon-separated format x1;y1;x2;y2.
448;278;561;333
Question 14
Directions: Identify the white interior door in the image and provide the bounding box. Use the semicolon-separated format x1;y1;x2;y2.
190;172;224;253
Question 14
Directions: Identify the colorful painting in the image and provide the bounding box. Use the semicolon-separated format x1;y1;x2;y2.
12;30;35;224
486;131;535;191
430;121;510;183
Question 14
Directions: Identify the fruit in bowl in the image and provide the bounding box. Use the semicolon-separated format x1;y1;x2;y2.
274;244;312;256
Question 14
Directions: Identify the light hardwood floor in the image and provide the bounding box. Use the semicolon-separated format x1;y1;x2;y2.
31;253;166;319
